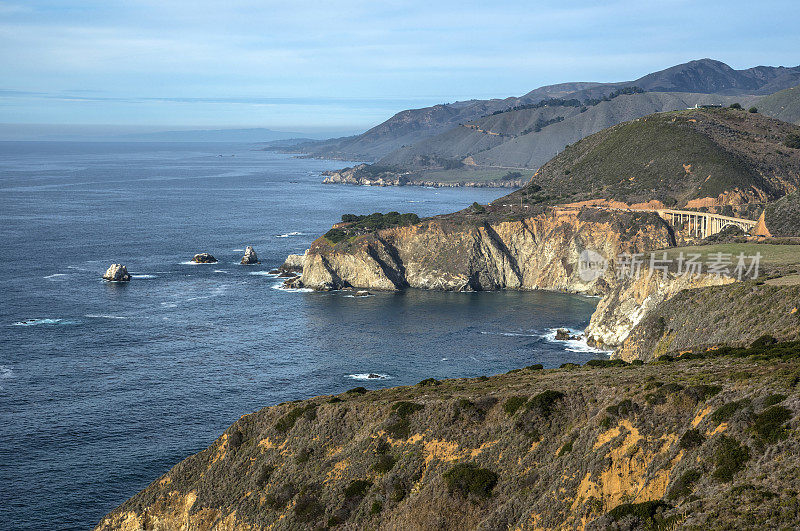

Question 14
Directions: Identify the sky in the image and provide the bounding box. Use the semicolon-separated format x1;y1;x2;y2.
0;0;798;137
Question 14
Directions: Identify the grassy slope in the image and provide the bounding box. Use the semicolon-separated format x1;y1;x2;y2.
766;191;800;236
98;353;800;530
487;108;800;210
757;84;800;125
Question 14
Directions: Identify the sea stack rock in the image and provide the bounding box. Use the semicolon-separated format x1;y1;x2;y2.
103;264;131;282
192;253;218;264
241;246;259;265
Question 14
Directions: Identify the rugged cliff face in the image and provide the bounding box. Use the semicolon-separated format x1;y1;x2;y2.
584;272;734;351
615;282;800;362
96;353;800;530
296;208;675;295
321;164;527;188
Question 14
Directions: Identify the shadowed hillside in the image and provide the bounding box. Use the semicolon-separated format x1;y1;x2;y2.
289;60;800;164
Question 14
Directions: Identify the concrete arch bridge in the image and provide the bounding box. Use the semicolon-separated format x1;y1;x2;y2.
654;209;757;239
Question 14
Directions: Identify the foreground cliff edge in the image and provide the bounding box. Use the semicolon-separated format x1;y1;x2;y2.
97;344;800;530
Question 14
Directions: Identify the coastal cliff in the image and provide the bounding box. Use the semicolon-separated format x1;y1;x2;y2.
96;351;800;530
296;208;674;294
322;164;528;188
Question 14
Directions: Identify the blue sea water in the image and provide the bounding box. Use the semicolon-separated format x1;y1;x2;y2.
0;142;604;530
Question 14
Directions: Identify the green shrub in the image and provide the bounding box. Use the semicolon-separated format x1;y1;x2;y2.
713;435;750;481
559;435;577;456
503;395;528;416
374;439;390;455
471;202;486;213
585;358;628;368
751;334;777;348
525;364;544;371
711;399;749;424
327;397;342;404
324;228;349;244
295;447;313;464
417;378;440;386
764;394;787;407
370;500;382;514
785;133;800;149
668;469;702;499
526;390;565;417
606;399;637;417
275;404;317;433
253;464;273;488
294;493;324;521
443;463;498;498
392;401;424;417
373;454;397;474
679;429;705;450
730;103;742;109
385;419;410;439
748;107;758;113
559;362;580;369
605;500;673;527
599;416;613;429
751;406;792;443
685;385;722;402
344;479;372;498
346;387;367;394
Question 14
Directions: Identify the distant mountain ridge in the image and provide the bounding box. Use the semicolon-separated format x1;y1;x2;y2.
290;59;800;168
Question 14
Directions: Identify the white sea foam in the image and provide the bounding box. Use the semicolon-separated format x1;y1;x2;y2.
43;273;69;281
276;231;303;238
249;271;276;276
232;248;245;252
0;365;14;378
85;314;126;319
131;274;156;279
479;330;540;337
347;373;390;381
214;270;228;273
543;328;612;355
12;318;73;326
272;282;312;293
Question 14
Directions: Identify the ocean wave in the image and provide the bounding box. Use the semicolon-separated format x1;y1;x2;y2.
12;318;76;326
160;302;178;308
249;271;277;276
214;270;228;273
85;314;126;319
131;274;156;279
272;282;312;293
543;328;612;355
232;249;245;252
479;330;540;338
276;231;303;238
0;365;13;378
347;373;390;381
43;273;69;281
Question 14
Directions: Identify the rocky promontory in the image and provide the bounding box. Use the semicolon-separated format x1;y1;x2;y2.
322;164;528;188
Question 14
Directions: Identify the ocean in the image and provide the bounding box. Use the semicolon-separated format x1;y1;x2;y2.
0;142;605;530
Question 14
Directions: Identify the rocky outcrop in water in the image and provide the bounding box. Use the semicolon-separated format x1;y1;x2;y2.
241;246;259;265
102;264;131;282
192;253;218;264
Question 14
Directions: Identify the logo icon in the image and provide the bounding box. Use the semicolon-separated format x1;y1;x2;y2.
578;249;607;282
